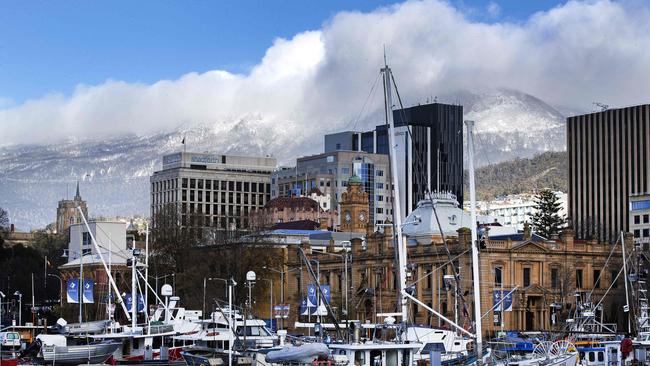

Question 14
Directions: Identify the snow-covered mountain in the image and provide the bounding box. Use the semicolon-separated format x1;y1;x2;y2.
0;89;569;230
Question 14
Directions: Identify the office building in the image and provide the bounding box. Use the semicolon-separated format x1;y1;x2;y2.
271;150;392;226
629;193;650;248
567;104;650;242
150;152;277;231
325;102;464;216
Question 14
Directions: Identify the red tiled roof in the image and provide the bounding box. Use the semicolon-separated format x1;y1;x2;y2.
265;196;320;211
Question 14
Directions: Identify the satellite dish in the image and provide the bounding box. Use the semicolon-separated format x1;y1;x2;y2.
161;284;173;296
246;271;257;282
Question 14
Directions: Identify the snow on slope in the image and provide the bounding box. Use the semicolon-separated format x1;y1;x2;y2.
0;89;568;230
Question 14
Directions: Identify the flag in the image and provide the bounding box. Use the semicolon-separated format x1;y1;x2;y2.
493;290;513;312
307;284;317;307
125;294;145;313
320;285;331;304
67;279;79;304
83;279;94;303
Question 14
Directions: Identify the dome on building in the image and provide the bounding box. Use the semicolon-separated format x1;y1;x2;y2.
348;175;362;184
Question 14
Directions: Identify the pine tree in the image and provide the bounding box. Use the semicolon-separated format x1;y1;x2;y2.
531;189;566;239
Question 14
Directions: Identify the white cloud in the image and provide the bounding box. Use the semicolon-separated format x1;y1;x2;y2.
487;1;501;17
1;0;649;147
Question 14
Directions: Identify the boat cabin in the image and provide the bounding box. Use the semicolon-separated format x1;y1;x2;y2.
329;343;421;366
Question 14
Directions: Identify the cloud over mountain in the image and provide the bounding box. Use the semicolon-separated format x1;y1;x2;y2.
1;0;649;147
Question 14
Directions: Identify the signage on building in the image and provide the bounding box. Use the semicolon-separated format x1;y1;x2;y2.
190;155;221;164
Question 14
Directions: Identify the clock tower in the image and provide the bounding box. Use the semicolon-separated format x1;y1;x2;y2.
340;175;370;233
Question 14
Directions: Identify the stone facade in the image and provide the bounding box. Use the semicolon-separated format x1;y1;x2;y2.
257;182;628;336
56;182;88;235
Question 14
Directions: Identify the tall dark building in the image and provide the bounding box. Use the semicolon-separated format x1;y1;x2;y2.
325;102;464;217
567;104;650;243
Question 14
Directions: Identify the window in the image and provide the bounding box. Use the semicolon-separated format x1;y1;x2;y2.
635;215;641;224
82;232;92;246
644;214;649;224
551;268;559;289
376;182;384;189
594;269;601;288
377;195;384;202
522;268;531;287
198;179;203;189
635;229;641;238
342;167;350;175
336;143;341;150
206;180;211;190
576;269;583;288
190;179;196;189
182;178;188;188
644;229;649;238
611;270;618;288
376;170;384;177
495;267;503;287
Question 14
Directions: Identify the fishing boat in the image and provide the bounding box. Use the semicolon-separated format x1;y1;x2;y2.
33;334;121;365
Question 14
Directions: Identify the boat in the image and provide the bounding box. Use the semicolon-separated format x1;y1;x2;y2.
33;334;121;365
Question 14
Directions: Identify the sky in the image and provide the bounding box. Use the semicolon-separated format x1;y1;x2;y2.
1;0;649;147
0;0;563;103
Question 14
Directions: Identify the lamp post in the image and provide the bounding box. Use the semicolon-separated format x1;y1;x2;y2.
204;277;229;319
47;274;63;308
310;259;320;323
313;245;350;323
262;266;300;330
14;291;22;326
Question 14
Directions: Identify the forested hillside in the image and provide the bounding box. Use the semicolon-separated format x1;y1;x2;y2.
469;151;568;200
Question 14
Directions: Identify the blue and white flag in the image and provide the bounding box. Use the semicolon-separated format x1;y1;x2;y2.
67;279;79;304
125;294;145;313
493;290;513;312
307;284;317;307
299;298;313;316
320;285;331;304
83;279;94;303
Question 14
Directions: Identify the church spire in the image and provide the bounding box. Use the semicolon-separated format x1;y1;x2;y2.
74;181;81;201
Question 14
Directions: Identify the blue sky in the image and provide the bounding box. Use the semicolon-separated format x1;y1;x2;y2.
0;0;565;103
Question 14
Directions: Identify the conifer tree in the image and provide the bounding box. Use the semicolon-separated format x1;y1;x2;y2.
531;189;566;238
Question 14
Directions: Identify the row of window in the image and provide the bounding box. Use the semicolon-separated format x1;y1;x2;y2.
493;267;609;289
634;228;650;238
153;178;270;194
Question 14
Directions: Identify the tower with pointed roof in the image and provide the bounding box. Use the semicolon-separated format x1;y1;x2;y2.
56;181;89;235
339;175;370;233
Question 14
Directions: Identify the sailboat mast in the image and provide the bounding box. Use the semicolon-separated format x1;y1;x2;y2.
465;120;483;359
382;64;408;323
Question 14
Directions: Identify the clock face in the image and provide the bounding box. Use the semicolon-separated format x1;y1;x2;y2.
359;211;367;222
344;211;351;223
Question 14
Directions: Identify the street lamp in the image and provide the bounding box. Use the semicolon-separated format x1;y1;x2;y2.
246;271;256;316
263;266;300;330
47;274;63;308
204;277;229;319
14;291;22;326
312;246;351;321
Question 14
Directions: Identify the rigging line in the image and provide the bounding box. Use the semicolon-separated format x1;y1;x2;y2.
351;72;383;132
586;233;621;301
389;70;470;319
408;249;470;287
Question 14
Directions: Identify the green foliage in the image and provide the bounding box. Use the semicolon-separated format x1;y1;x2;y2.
531;189;566;238
467;151;568;200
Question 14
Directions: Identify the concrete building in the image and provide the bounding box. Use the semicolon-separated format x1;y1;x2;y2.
567;104;650;242
150;152;277;231
473;192;568;232
271;151;391;227
56;182;88;235
629;193;650;248
67;221;129;261
325;102;464;217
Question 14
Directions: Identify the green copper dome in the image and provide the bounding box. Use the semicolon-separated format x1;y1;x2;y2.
348;175;362;184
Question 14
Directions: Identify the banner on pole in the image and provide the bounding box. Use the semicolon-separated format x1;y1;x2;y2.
493;290;513;312
83;279;94;303
67;279;79;304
